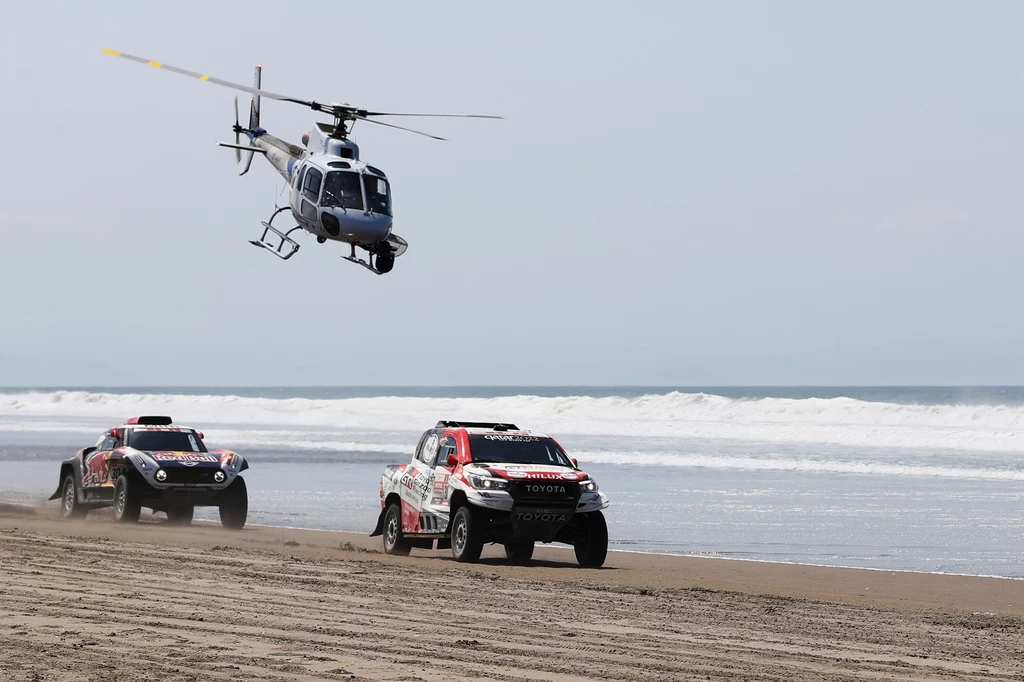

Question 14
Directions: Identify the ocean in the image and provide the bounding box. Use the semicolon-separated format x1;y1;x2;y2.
1;386;1022;578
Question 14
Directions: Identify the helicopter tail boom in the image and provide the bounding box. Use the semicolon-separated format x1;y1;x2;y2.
248;64;261;131
237;64;263;176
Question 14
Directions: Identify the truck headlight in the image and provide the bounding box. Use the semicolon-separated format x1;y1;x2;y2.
579;478;599;492
155;469;167;482
469;475;507;490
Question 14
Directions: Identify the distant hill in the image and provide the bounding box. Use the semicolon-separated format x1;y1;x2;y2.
0;355;133;387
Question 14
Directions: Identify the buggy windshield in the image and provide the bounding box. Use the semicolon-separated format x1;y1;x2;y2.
468;435;572;466
128;429;206;453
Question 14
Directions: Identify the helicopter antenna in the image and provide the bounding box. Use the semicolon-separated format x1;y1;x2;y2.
102;49;503;141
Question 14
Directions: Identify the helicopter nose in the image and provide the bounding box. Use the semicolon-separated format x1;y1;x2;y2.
333;209;392;244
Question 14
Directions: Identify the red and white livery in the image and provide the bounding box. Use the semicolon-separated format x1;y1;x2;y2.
371;421;610;567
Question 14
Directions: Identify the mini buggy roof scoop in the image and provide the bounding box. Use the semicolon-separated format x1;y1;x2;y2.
125;415;173;425
435;420;519;431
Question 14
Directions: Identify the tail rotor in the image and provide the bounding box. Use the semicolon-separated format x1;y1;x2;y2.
232;95;242;164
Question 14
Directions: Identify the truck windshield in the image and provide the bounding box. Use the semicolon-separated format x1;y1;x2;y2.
469;435;572;466
321;171;363;210
363;174;392;216
128;430;207;453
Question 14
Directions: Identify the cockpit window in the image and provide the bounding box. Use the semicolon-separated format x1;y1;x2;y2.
468;435;572;466
302;167;322;203
128;429;207;453
322;171;363;210
363;174;392;216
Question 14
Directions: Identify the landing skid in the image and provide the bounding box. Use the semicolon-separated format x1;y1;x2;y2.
249;207;301;260
343;244;385;275
342;235;407;275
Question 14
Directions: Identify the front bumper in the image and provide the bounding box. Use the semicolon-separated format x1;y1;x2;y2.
466;487;609;514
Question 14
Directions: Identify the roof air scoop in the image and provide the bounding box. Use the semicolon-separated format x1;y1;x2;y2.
126;415;173;425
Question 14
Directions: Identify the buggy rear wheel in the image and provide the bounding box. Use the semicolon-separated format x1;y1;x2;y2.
167;505;194;525
60;474;85;519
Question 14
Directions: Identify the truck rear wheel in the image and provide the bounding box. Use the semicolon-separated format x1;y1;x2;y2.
450;506;483;563
219;477;248;529
113;475;141;523
382;502;411;555
574;511;608;568
504;540;535;563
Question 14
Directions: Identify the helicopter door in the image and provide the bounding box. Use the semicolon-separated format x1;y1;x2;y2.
299;167;322;224
290;163;306;212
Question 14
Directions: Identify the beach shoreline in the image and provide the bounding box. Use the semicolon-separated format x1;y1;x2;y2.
1;504;1022;680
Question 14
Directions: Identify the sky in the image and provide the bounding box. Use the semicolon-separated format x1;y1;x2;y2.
1;1;1023;386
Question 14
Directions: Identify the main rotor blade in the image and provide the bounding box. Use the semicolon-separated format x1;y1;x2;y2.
362;112;504;119
354;115;448;141
102;49;321;110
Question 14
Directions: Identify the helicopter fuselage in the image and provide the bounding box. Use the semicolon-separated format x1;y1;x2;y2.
249;129;393;248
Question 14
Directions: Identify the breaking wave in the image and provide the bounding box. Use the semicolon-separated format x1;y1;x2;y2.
2;389;1024;453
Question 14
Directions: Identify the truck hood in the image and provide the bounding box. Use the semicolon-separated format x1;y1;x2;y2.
467;462;589;481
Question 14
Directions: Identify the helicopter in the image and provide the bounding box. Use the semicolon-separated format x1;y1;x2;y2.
102;49;501;274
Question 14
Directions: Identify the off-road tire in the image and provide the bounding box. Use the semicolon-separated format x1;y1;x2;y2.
167;505;194;525
504;539;535;563
60;474;85;519
113;475;141;523
574;510;608;568
450;505;484;563
219;477;248;530
382;503;411;555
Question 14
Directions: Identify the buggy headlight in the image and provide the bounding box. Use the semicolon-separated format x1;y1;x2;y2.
469;475;507;490
213;470;226;483
579;478;599;493
155;469;167;482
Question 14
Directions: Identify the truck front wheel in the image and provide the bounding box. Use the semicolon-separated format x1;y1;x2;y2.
450;506;484;563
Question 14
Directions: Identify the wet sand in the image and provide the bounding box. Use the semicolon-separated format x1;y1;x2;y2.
0;504;1021;681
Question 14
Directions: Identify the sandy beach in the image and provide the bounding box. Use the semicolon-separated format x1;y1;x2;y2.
0;503;1021;681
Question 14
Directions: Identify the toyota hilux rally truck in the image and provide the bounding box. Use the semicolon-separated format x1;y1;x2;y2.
48;416;249;528
371;421;610;567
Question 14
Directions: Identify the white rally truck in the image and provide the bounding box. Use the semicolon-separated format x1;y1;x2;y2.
371;421;610;567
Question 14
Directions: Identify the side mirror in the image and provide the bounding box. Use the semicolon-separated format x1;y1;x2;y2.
446;452;458;467
111;428;122;439
570;458;578;468
197;432;205;440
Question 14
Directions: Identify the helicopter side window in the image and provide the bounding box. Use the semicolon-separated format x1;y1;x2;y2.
302;168;323;203
321;171;363;211
363;175;392;217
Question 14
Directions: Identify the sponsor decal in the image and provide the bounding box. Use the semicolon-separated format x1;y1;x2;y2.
561;472;580;480
422;434;439;463
151;453;218;462
400;470;434;500
523;472;571;480
506;471;528;479
515;511;569;523
525;484;566;494
483;434;540;442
